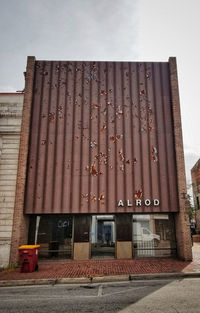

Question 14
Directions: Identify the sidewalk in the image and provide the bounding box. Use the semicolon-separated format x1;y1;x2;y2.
0;243;200;286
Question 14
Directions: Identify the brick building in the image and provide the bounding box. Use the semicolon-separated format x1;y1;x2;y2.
191;159;200;231
0;93;23;267
9;57;192;264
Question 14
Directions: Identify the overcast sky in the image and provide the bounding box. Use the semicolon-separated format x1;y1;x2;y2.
0;0;199;186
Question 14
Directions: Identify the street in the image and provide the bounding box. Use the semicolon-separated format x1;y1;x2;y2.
0;278;200;313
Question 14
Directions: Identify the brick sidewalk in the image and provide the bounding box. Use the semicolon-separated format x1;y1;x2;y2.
181;242;200;273
1;243;200;281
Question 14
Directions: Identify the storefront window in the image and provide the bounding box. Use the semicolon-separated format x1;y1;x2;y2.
133;214;176;257
28;215;73;259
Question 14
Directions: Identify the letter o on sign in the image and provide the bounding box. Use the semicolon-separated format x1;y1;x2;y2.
145;199;151;206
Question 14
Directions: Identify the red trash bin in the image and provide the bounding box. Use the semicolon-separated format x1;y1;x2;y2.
18;245;40;273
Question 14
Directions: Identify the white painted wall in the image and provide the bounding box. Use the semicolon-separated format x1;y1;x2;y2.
0;93;23;268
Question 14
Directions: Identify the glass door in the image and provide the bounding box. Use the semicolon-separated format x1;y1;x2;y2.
91;215;115;258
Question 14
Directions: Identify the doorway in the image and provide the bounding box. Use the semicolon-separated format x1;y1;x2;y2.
91;215;115;258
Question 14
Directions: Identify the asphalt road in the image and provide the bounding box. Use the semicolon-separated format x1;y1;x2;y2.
0;278;199;313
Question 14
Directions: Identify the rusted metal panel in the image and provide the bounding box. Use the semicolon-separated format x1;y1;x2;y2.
25;60;179;214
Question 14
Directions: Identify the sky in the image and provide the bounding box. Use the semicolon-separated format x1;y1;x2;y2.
0;0;199;190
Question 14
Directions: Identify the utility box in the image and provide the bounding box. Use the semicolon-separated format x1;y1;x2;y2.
18;245;40;273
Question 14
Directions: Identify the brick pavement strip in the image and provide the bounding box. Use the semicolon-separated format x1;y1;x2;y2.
0;258;192;280
0;243;200;285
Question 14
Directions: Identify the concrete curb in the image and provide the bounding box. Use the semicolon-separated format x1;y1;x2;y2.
1;272;200;287
129;272;200;280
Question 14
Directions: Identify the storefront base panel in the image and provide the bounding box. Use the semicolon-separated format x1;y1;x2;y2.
116;241;132;259
73;242;90;260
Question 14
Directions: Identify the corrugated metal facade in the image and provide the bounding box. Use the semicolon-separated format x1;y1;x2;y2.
25;60;179;214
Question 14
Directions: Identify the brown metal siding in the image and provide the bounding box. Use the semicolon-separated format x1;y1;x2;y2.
25;60;179;214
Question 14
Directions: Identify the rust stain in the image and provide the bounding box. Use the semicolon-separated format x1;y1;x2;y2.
101;124;106;132
135;189;143;199
48;112;55;122
90;165;98;176
118;149;125;162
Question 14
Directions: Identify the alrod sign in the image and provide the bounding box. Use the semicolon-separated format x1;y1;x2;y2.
117;199;160;207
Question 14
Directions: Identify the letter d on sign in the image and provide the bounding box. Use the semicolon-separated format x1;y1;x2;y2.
154;199;160;206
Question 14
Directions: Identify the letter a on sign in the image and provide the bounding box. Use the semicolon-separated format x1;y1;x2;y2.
117;200;124;207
